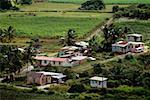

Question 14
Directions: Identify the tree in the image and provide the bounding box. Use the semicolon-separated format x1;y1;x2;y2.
0;0;19;10
112;5;119;12
79;0;105;10
0;46;24;82
0;0;12;10
0;26;16;43
4;26;15;43
63;29;76;46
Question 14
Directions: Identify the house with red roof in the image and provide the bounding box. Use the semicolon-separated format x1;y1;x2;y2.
112;41;144;53
34;56;79;67
112;41;131;53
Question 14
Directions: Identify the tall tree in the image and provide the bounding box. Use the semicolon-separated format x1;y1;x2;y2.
63;29;76;46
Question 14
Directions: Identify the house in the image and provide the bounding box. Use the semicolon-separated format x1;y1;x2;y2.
112;41;144;53
27;71;66;86
71;56;87;64
112;41;131;53
34;56;79;67
127;34;142;42
90;76;108;88
129;42;144;53
75;41;89;49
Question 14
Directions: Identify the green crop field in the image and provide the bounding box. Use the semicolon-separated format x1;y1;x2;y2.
114;18;150;46
48;0;150;4
0;12;112;38
20;2;80;11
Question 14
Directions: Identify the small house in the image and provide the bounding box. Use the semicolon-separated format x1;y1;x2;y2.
34;56;79;67
90;76;108;88
127;34;142;42
27;71;66;86
129;42;144;53
112;41;130;53
71;56;87;64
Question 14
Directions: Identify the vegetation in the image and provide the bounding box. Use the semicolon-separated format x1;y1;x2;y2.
0;0;18;10
79;0;105;10
114;19;150;46
0;12;111;38
48;0;150;4
113;4;150;20
19;0;32;5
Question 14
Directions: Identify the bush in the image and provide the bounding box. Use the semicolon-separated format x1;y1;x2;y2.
79;71;89;78
68;84;86;93
79;0;105;10
49;85;69;92
125;54;134;60
31;86;38;92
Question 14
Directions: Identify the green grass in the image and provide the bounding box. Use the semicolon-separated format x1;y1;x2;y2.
48;0;150;4
0;89;71;100
0;12;112;38
114;18;150;46
20;2;80;11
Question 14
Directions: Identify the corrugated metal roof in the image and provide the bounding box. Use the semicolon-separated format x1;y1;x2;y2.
90;76;108;81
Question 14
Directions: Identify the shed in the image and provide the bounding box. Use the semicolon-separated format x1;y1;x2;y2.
90;76;108;88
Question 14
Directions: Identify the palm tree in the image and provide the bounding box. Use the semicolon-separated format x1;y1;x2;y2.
65;29;76;46
4;26;15;43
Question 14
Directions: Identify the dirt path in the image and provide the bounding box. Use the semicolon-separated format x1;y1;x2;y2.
86;17;114;41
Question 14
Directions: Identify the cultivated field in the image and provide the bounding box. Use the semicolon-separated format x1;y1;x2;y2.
0;12;112;38
48;0;150;4
20;2;80;11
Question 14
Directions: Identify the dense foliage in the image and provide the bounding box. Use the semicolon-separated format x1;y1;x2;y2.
113;4;150;20
79;0;105;10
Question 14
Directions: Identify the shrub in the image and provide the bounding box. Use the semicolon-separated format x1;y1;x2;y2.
125;54;134;60
79;0;105;10
49;85;69;92
68;84;86;93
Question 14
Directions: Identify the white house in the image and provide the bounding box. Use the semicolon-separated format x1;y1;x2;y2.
90;76;108;88
129;42;144;53
127;34;142;42
34;56;79;67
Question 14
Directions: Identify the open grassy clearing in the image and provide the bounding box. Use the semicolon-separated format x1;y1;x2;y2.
114;18;150;46
48;0;150;4
0;12;112;38
0;89;70;100
19;2;128;12
20;2;80;11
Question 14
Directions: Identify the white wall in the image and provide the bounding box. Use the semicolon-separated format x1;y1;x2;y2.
90;80;107;88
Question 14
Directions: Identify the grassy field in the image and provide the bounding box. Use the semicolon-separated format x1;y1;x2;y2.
20;2;80;11
48;0;150;4
19;2;128;12
0;12;112;38
114;18;150;46
0;89;71;100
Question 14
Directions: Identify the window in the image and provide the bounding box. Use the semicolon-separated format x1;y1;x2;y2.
59;61;61;65
99;81;101;85
44;60;47;63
